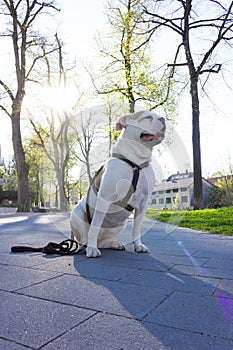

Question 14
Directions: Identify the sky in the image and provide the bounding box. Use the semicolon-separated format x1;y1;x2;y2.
0;0;232;178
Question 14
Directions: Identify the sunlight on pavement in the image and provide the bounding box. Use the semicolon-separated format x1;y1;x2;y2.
0;216;29;224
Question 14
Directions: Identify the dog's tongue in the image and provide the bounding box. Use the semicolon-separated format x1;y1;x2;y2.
140;134;155;142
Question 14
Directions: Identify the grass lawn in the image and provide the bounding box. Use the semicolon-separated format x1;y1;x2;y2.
146;207;233;236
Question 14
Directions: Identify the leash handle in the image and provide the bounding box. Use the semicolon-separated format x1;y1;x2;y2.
11;239;87;255
11;246;43;253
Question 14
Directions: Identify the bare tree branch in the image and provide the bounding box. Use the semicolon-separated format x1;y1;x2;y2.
29;117;54;164
0;104;11;117
199;63;222;75
25;46;58;80
0;79;14;101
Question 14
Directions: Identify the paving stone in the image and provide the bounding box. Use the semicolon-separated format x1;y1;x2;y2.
203;258;233;269
91;255;171;272
87;252;207;271
0;338;33;350
0;251;56;267
214;280;233;299
41;313;233;350
35;256;138;281
0;264;63;292
144;291;233;340
147;245;199;257
193;245;233;260
154;254;208;267
0;290;94;349
169;264;233;279
18;274;171;319
120;269;220;295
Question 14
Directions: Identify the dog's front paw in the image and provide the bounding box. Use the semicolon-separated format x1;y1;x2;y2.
133;241;148;253
86;246;101;258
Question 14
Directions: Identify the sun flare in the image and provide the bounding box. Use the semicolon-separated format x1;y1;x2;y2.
41;86;77;113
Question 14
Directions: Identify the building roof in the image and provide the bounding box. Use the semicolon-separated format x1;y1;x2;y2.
206;175;233;185
153;174;213;193
153;177;194;192
166;172;193;182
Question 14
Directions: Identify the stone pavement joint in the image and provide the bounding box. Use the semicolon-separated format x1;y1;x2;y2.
0;212;233;349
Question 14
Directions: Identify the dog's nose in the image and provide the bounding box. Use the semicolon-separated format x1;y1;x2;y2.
158;117;166;128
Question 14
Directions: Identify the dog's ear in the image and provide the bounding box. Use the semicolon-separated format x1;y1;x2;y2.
115;111;142;130
115;115;128;131
115;111;152;130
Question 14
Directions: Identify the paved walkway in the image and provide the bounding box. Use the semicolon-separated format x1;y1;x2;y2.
0;212;233;350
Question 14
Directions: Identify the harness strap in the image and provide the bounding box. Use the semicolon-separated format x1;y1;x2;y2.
114;164;140;209
112;153;150;169
86;165;105;225
86;155;149;224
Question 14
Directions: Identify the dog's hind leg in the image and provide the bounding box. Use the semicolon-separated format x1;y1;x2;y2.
70;205;89;246
99;240;125;250
97;226;126;250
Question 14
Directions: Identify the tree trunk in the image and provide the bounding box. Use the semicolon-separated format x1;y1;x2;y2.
129;101;135;113
56;171;68;211
86;155;92;184
11;103;30;212
183;1;203;210
190;78;203;209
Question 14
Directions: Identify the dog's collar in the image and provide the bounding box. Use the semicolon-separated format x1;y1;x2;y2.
112;153;150;169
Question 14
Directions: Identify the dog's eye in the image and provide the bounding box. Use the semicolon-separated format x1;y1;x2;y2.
139;116;153;122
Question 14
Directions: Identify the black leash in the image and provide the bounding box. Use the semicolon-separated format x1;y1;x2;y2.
11;239;87;255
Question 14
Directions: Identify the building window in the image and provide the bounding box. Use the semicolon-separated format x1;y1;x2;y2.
159;191;163;194
152;199;157;204
159;198;164;204
181;196;188;202
173;188;178;193
181;187;187;192
166;189;171;193
152;191;156;195
166;197;171;204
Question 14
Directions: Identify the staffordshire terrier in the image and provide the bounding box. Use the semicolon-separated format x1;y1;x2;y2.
70;110;166;257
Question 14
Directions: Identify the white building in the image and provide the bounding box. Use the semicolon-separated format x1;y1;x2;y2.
149;172;212;209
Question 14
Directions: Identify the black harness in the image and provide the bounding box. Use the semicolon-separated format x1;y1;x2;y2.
86;153;149;224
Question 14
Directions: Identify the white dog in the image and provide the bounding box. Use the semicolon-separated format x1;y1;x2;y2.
70;110;166;258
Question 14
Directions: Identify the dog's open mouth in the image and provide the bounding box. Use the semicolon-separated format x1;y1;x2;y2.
140;133;156;142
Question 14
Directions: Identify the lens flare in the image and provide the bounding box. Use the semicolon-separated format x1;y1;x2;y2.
177;240;233;327
217;293;233;326
177;240;208;278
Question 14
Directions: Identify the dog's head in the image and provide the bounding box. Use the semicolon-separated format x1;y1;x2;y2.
116;110;166;147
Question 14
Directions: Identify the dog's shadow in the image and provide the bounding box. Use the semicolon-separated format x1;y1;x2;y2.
72;229;233;349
